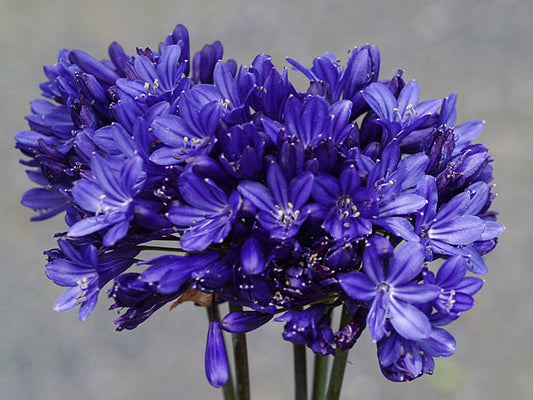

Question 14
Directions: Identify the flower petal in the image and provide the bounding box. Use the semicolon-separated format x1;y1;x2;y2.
389;299;432;341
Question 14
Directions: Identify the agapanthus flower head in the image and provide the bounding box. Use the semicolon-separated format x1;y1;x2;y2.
16;23;503;388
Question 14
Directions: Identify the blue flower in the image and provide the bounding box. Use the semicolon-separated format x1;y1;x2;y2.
362;80;441;142
248;54;295;120
238;162;314;240
340;237;441;342
188;60;255;124
68;154;145;246
149;94;221;165
139;251;222;295
377;324;456;382
15;23;504;388
414;175;486;259
167;171;241;251
217;122;269;179
312;164;378;240
45;239;137;320
116;43;189;106
424;256;483;322
282;95;354;148
287;44;380;114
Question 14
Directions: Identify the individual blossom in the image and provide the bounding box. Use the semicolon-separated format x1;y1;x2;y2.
339;237;441;342
413;175;486;259
424;256;483;322
377;323;456;382
68;154;146;246
149;94;221;165
237;162;314;241
312;164;378;240
167;170;242;251
220;310;274;333
45;239;138;320
361;80;441;143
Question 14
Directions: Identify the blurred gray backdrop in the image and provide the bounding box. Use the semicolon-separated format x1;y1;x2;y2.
1;0;529;399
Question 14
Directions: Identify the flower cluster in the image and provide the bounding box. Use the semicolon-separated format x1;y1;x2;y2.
16;24;503;384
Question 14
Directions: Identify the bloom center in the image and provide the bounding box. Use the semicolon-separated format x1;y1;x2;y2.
276;202;301;228
337;196;360;221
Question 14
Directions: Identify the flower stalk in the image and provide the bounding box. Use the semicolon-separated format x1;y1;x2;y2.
293;343;308;400
325;305;352;400
311;354;329;400
228;304;251;400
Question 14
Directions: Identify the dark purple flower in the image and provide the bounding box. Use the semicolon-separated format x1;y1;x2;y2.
116;43;188;106
189;60;254;124
139;251;222;295
249;54;295;120
282;95;354;148
275;304;336;355
192;41;224;84
217;122;268;179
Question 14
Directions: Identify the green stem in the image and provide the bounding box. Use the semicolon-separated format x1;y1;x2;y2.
325;305;352;400
228;304;251;400
311;354;329;400
293;343;308;400
207;306;237;400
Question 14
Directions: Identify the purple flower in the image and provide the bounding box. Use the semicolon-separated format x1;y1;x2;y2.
340;237;441;342
377;324;456;382
139;251;222;295
312;164;378;240
424;256;483;322
15;23;504;388
287;44;380;113
217;123;268;179
238;162;314;240
248;54;295;120
167;171;241;251
149;94;221;165
282;95;354;148
189;60;255;124
45;239;137;320
362;80;441;142
414;175;486;259
68;154;145;246
116;43;189;106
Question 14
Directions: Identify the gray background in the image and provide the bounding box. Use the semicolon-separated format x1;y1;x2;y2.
1;0;529;399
